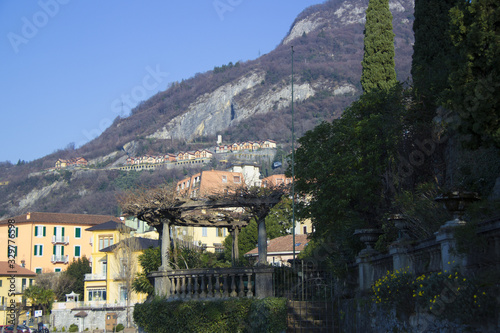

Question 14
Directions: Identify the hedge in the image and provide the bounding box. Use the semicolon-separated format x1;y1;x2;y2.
133;297;287;333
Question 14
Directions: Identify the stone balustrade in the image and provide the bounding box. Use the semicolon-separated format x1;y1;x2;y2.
151;266;274;300
354;217;500;291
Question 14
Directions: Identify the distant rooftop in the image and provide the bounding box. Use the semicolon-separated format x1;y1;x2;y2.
0;212;121;225
100;237;160;252
85;220;135;232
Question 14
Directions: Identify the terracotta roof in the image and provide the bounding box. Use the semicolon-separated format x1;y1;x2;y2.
100;237;160;252
0;212;121;225
85;220;134;232
245;234;309;256
0;261;37;276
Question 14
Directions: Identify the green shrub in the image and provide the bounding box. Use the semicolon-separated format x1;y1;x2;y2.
62;327;66;332
115;323;124;332
68;324;78;332
134;297;287;333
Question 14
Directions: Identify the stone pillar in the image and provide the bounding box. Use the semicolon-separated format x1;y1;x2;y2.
356;255;375;291
254;267;274;298
257;218;268;266
231;226;240;266
154;220;171;297
389;245;411;272
159;220;170;271
436;224;466;273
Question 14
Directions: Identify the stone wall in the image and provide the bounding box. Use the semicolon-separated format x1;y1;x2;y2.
51;308;131;332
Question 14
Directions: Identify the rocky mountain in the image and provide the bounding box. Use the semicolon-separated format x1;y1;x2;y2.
0;0;415;218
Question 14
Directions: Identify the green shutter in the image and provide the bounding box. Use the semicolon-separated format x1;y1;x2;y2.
61;246;64;256
16;227;18;238
75;228;81;238
43;226;46;237
62;227;65;236
75;246;80;257
34;245;38;256
53;245;56;255
35;227;38;237
53;227;56;236
40;245;43;256
15;246;17;257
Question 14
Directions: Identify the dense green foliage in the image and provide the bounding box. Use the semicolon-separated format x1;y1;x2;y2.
293;87;408;267
447;0;500;148
132;246;161;295
411;0;456;111
133;297;287;333
64;256;91;297
24;285;56;314
361;0;397;93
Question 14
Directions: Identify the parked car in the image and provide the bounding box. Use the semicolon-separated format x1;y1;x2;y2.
1;326;31;333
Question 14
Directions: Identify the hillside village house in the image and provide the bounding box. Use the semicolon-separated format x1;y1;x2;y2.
0;262;36;325
0;212;121;273
245;234;310;266
55;157;87;169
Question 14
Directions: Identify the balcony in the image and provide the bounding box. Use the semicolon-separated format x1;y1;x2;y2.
85;273;107;281
51;255;69;264
52;235;69;244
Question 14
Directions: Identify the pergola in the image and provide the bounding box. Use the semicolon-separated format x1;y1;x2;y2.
120;185;286;268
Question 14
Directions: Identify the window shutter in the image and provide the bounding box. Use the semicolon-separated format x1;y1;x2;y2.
75;228;81;238
40;246;43;256
53;245;56;255
75;246;80;257
62;227;65;236
61;246;64;256
43;227;46;237
16;227;18;238
35;227;38;237
53;227;56;236
34;245;38;256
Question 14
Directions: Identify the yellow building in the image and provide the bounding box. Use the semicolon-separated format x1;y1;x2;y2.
83;221;155;307
0;212;121;273
0;262;36;325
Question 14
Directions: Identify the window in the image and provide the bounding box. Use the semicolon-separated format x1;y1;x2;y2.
202;227;207;237
88;289;106;301
222;175;227;183
216;228;225;238
34;225;46;237
74;246;81;257
34;245;43;256
0;280;2;287
75;227;81;238
233;176;241;183
99;235;113;250
15;227;18;238
120;287;128;301
35;268;42;274
54;268;61;273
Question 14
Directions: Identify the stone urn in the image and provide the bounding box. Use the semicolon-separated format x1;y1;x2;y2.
354;228;383;254
389;213;411;240
435;191;480;227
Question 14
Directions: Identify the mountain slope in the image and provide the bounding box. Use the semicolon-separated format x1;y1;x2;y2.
0;0;415;218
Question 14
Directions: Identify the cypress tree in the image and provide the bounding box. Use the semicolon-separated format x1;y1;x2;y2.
361;0;397;93
411;0;457;113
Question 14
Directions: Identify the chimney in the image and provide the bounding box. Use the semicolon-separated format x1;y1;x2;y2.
26;212;31;220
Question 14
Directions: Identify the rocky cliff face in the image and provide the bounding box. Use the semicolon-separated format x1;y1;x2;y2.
144;0;413;144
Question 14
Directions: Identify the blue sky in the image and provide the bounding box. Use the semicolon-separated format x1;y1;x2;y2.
0;0;324;163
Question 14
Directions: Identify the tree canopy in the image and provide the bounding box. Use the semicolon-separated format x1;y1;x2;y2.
446;0;500;148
